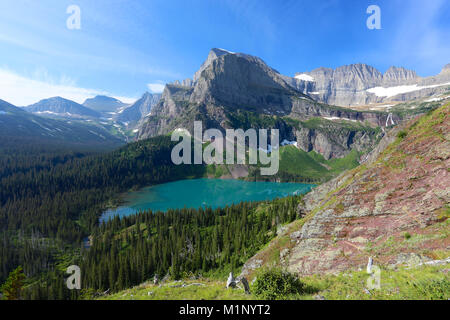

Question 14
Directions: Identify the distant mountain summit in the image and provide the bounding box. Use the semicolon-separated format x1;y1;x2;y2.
0;99;122;147
83;95;128;113
382;66;419;86
115;92;161;126
25;97;101;118
291;62;450;106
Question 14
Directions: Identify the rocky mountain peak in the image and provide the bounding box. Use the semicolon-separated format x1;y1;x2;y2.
193;48;235;82
440;63;450;74
25;96;101;118
115;92;161;126
82;95;127;113
382;66;419;86
189;48;299;110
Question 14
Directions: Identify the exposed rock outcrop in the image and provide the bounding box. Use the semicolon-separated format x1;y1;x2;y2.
116;92;161;126
294;123;379;160
287;104;450;275
242;104;449;277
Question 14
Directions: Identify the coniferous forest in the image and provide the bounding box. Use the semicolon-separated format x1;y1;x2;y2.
0;135;301;299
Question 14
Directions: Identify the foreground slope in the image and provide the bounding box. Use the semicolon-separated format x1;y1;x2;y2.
100;262;448;300
242;103;450;277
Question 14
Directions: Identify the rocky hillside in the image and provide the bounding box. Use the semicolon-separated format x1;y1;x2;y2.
241;103;449;278
289;63;450;107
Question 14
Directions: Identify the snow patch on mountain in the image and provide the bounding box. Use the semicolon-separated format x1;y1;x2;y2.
323;116;357;122
295;74;315;82
367;82;450;98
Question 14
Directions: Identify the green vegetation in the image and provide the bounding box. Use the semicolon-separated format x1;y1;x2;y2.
391;100;443;117
0;135;206;299
226;109;279;130
0;266;26;300
397;130;408;139
301;263;450;300
98;262;450;300
99;279;255;300
249;146;362;183
299;117;377;133
253;268;306;299
81;195;301;293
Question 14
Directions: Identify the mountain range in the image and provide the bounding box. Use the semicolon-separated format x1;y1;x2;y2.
25;96;102;118
288;63;450;107
0;99;123;148
137;49;421;162
7;48;448;148
139;49;392;138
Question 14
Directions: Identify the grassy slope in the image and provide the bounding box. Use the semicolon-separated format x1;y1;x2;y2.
100;262;449;300
279;146;361;177
205;145;361;183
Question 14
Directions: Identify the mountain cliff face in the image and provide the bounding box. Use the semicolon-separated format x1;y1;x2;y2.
241;103;449;278
25;96;101;118
138;49;394;159
382;66;419;86
294;119;380;160
291;63;450;106
116;92;161;126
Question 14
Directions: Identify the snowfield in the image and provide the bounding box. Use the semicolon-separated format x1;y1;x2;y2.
295;74;315;82
323;116;357;122
367;82;450;98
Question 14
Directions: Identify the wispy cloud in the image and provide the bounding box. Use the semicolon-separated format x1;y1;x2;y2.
0;68;137;106
147;82;166;94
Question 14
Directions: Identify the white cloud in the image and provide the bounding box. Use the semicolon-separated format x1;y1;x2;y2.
0;68;136;106
147;82;166;93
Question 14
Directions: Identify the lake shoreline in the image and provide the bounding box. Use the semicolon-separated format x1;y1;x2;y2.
100;178;315;223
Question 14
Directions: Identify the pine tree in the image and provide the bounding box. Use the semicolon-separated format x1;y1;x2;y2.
1;266;26;300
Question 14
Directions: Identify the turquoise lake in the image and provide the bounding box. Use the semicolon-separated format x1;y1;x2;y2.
101;179;314;222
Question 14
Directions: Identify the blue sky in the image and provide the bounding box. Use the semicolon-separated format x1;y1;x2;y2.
0;0;449;105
